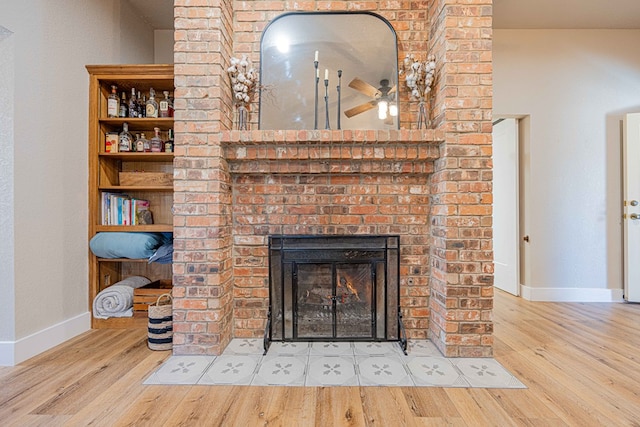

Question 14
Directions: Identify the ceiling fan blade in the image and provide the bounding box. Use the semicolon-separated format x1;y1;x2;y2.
344;101;377;118
348;78;381;98
388;85;397;95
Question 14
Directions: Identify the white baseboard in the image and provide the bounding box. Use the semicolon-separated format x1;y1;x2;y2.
0;312;91;366
520;285;625;302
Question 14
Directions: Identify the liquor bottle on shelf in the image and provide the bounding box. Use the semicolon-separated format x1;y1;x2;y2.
107;85;119;118
118;122;133;152
128;88;138;118
150;127;163;152
119;91;128;118
140;132;150;152
146;88;159;118
137;91;145;118
135;133;144;152
164;129;174;153
159;91;171;118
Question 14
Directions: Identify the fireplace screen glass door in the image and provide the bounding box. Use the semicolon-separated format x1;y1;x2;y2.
268;235;400;344
296;263;374;339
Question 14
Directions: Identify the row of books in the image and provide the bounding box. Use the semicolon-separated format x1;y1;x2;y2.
101;192;152;225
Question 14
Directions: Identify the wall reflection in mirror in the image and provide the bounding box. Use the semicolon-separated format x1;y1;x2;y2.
260;12;399;130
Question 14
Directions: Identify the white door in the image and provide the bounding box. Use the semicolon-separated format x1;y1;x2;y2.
492;118;519;295
623;113;640;302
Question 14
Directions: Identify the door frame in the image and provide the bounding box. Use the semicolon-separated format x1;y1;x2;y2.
492;116;531;296
492;118;520;296
623;113;640;302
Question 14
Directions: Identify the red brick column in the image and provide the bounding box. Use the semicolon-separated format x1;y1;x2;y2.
172;0;235;355
170;0;494;357
427;0;494;357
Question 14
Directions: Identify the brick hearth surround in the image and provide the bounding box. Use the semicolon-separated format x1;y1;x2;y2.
172;0;493;357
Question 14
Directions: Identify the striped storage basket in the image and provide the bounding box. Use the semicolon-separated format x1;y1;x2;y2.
148;293;173;351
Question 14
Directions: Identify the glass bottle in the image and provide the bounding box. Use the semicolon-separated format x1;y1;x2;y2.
107;85;119;118
118;122;133;152
140;132;150;152
150;127;163;152
128;88;138;118
164;129;174;153
137;91;145;118
119;91;128;118
159;91;171;118
146;88;159;118
135;133;144;152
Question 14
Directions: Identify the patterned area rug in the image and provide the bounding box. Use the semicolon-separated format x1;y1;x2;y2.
144;339;526;388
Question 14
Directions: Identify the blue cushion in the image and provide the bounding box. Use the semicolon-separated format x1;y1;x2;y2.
90;232;166;259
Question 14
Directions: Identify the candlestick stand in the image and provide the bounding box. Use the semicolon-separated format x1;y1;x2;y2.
336;70;342;130
314;61;319;130
324;78;330;130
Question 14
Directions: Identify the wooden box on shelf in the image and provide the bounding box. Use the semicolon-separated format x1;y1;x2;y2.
119;171;173;187
87;64;174;329
133;279;173;312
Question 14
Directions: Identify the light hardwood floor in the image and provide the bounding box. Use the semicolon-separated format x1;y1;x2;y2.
1;290;639;426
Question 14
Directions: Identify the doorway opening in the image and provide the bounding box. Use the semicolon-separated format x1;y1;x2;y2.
492;117;528;296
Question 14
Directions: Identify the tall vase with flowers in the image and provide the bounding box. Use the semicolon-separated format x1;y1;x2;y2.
401;54;436;129
227;55;258;130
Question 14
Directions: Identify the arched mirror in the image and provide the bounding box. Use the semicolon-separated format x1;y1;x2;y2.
260;12;399;130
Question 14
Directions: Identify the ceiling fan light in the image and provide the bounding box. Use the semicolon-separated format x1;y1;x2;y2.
378;100;388;120
389;104;398;117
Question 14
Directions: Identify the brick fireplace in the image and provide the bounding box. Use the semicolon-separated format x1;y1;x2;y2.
171;0;494;358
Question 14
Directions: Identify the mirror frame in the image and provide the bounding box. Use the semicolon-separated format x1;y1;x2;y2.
259;11;399;130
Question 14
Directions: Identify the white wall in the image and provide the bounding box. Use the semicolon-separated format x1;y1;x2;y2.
0;0;155;365
155;29;174;64
494;30;640;301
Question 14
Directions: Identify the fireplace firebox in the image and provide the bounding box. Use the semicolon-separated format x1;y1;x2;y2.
265;235;406;354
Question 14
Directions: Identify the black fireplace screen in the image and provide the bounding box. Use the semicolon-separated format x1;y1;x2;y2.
265;235;405;353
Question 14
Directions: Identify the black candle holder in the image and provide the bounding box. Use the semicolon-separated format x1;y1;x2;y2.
324;77;330;130
314;61;319;130
336;70;342;130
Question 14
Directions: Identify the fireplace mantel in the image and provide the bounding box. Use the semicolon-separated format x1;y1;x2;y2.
218;129;445;175
218;129;445;145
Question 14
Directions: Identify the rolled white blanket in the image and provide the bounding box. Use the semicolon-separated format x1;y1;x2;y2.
92;276;151;319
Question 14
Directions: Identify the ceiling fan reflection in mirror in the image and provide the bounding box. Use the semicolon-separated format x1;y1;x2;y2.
344;78;398;124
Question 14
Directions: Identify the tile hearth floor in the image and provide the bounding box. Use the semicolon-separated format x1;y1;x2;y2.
144;339;526;388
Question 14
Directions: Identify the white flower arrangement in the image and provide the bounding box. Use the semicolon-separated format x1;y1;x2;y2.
227;54;258;107
402;53;436;102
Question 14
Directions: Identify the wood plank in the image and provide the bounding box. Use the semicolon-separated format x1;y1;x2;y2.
360;387;418;426
314;387;366;426
63;351;170;426
401;387;461;418
444;388;519;426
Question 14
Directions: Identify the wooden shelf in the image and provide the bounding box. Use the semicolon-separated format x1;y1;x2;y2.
88;64;174;330
91;312;148;329
99;117;174;130
99;152;173;161
99;185;173;192
95;224;173;233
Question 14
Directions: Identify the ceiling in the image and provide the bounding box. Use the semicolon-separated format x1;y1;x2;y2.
127;0;174;29
128;0;640;31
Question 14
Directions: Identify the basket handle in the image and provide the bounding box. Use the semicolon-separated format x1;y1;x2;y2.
155;293;173;306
